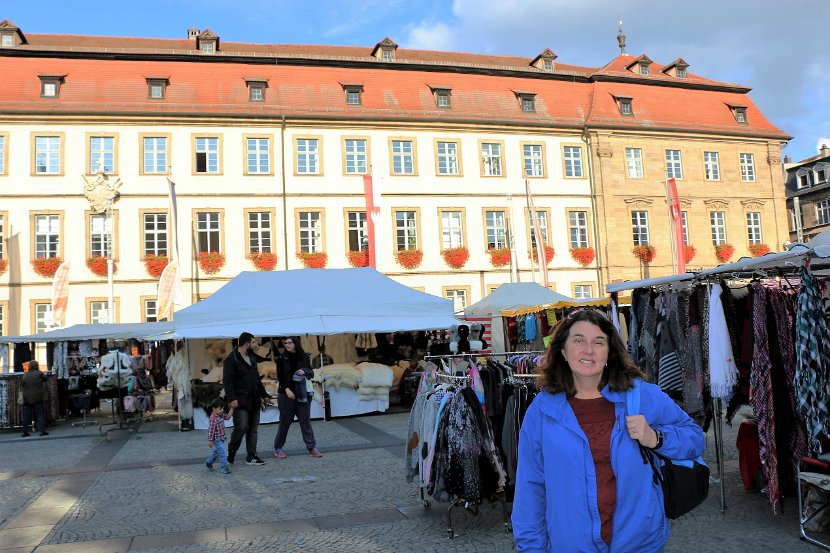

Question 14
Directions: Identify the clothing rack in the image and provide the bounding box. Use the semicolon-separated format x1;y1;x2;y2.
98;352;142;440
424;351;544;361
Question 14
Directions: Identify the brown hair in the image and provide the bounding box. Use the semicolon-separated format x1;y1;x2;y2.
538;308;646;395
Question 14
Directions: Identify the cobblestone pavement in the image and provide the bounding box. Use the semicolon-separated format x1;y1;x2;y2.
0;398;825;553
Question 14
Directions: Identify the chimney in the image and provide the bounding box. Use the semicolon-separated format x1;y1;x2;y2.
784;155;792;164
187;28;200;40
821;143;830;159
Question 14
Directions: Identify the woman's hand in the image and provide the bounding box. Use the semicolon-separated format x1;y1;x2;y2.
625;415;659;449
286;388;295;400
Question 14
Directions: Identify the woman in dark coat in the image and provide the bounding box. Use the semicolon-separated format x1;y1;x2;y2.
272;337;322;458
21;360;48;437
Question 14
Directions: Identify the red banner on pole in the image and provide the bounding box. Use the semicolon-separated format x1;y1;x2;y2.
666;178;686;274
51;261;70;327
528;189;550;288
363;175;379;268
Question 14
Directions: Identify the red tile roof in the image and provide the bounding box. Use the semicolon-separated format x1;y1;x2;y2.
0;30;789;139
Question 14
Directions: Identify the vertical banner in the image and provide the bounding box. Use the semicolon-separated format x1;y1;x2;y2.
157;260;179;321
665;178;686;274
166;178;183;316
51;261;70;328
527;187;550;287
362;175;381;268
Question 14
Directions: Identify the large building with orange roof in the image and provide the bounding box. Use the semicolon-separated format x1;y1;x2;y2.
0;20;790;336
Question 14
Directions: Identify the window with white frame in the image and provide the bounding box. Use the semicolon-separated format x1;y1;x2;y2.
817;200;830;226
710;211;727;244
1;34;12;47
89;213;112;258
563;146;583;178
681;211;689;245
195;137;219;174
625;147;644;178
568;211;589;248
437;141;460;175
797;170;811;189
391;140;414;175
248;83;265;102
147;79;166;99
631;211;649;246
344;139;367;174
196;212;221;253
704;151;720;180
666;149;683;179
90;301;110;324
144;299;158;322
346;211;367;251
35;136;61;174
441;211;464;249
34;303;53;334
395;211;418;250
519;94;536;112
143;213;168;256
89;136;114;173
246;138;270;174
481;143;503;176
434;90;451;109
527;211;549;249
296;138;319;174
247;211;272;253
298;211;323;253
523;144;544;177
143;137;167;174
445;289;467;312
485;210;507;250
0;135;5;174
740;153;755;182
35;214;60;258
574;285;593;299
816;164;829;184
746;212;762;244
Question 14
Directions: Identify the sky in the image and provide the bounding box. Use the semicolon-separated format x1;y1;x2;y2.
3;0;828;162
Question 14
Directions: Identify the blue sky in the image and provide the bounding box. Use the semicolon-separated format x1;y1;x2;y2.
4;0;828;162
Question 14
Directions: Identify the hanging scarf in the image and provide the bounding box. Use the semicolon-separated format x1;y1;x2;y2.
708;283;738;399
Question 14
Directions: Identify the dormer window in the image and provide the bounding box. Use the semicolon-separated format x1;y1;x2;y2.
1;34;12;47
39;75;65;98
530;48;558;72
797;168;811;189
676;67;687;78
371;37;398;61
0;19;26;48
815;163;829;184
639;63;650;75
382;49;393;61
245;78;268;102
662;58;689;79
201;42;214;54
543;59;553;71
428;85;452;109
729;105;748;124
195;28;219;55
518;93;536;113
146;77;169;99
341;83;364;106
614;95;633;117
627;55;653;76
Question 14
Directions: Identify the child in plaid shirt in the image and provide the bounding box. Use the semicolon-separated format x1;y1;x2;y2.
205;398;234;474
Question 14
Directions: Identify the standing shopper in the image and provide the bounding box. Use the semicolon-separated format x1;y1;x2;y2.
512;309;705;552
273;337;322;458
21;360;48;437
223;332;269;466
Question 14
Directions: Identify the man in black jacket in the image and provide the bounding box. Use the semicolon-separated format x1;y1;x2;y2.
223;332;269;465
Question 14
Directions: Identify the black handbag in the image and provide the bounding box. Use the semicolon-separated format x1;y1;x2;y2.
626;379;709;519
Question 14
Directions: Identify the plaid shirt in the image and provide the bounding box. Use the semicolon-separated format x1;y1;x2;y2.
207;413;228;442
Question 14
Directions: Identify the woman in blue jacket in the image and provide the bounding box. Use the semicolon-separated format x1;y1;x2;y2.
512;309;705;552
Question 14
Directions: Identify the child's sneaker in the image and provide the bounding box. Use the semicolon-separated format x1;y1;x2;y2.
204;461;214;472
220;466;231;474
309;448;323;458
274;449;287;459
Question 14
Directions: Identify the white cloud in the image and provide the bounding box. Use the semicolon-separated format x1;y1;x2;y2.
405;22;456;52
818;138;830;150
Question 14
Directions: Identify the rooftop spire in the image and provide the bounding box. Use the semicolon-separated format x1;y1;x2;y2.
617;20;626;55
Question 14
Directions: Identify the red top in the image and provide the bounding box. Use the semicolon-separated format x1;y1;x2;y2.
568;396;617;546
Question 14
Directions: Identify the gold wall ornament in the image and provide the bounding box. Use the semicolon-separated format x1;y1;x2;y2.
82;169;123;213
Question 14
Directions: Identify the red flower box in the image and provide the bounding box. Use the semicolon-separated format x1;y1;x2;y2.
569;247;595;267
714;243;735;264
31;256;62;278
250;251;278;271
488;247;511;268
528;245;555;265
748;243;770;257
684;244;696;264
346;250;369;268
441;247;470;269
0;258;7;275
198;251;226;274
297;251;328;269
395;248;423;269
86;256;116;277
632;245;656;263
144;254;169;278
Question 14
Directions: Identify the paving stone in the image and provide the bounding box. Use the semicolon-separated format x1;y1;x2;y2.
0;526;54;548
33;537;131;553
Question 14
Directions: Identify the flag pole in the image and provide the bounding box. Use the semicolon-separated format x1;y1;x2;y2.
664;177;686;275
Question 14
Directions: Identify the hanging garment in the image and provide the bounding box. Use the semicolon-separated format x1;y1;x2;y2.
682;289;706;416
794;264;830;455
708;283;738;399
0;344;8;373
656;291;683;394
748;283;780;513
524;314;537;341
406;391;429;484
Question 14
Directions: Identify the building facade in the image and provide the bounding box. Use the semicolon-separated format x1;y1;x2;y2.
785;144;830;243
0;20;790;336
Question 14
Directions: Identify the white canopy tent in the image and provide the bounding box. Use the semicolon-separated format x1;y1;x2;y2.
1;322;175;344
172;267;458;339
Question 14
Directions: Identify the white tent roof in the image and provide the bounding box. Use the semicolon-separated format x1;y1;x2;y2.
462;282;572;317
1;322;175;344
172;267;458;338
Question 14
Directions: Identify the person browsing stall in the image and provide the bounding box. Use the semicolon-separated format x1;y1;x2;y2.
223;332;269;466
272;337;322;459
512;309;705;552
21;360;49;437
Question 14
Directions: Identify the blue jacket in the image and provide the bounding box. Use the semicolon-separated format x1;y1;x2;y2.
512;381;705;552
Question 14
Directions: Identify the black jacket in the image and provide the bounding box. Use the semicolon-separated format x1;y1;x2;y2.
276;351;313;395
223;348;268;410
